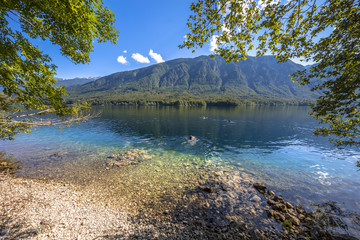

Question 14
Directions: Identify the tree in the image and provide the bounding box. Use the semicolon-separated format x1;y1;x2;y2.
181;0;360;146
0;0;119;140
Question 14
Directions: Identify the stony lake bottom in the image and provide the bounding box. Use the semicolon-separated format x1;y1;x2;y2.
1;105;360;237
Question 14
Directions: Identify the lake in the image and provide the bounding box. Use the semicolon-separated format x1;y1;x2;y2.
1;105;360;236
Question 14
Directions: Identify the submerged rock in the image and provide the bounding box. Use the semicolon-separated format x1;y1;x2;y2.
53;152;68;156
250;195;261;202
105;149;151;168
253;183;267;194
0;152;21;174
172;169;279;239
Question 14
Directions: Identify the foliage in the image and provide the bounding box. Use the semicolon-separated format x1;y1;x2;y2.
181;0;360;146
67;90;311;107
0;0;118;140
67;55;319;102
281;219;292;230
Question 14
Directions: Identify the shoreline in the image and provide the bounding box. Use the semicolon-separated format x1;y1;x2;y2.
1;171;358;240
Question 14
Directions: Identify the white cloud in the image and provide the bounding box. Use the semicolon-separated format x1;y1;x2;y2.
149;49;165;63
131;53;150;63
221;25;230;33
117;55;128;64
210;35;219;52
258;0;280;10
123;50;127;53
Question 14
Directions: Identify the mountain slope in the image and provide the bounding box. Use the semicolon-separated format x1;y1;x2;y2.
68;55;318;102
56;77;99;87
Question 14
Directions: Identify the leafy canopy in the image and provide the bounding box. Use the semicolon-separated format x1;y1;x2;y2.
0;0;119;140
181;0;360;146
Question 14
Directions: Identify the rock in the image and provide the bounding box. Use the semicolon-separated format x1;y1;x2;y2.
298;214;306;221
250;195;261;202
267;199;276;206
266;209;275;218
228;191;237;199
272;203;287;212
268;190;275;196
285;202;293;209
267;199;287;212
273;211;286;222
285;213;300;226
53;152;67;156
198;186;214;193
273;195;284;203
198;179;206;185
105;149;151;168
250;229;267;240
296;206;306;215
253;183;267;194
287;208;298;216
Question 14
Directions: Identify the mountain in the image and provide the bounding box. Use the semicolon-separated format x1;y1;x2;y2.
56;77;100;87
67;55;318;104
0;77;99;95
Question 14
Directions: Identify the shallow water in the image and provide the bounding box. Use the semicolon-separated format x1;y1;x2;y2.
1;105;360;233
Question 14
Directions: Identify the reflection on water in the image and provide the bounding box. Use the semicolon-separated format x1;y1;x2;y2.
1;105;360;234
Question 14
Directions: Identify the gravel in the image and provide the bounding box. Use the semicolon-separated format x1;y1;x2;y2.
0;173;133;240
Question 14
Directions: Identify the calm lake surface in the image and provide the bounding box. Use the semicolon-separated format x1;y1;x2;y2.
1;105;360;233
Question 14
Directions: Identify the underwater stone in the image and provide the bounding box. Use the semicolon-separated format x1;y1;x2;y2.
105;149;151;168
268;190;275;196
273;195;284;203
198;186;214;193
285;213;300;226
272;203;287;212
250;195;261;202
253;183;266;194
285;202;294;209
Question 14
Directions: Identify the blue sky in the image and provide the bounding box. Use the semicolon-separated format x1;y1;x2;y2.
31;0;313;79
42;0;209;79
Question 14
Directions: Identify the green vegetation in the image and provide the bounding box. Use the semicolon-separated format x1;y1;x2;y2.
282;219;293;230
67;55;317;107
0;0;118;140
181;0;360;146
68;92;311;107
56;77;99;88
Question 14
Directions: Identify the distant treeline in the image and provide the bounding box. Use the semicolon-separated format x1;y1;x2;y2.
66;97;311;107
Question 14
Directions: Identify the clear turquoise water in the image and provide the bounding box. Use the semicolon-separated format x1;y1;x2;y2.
1;105;360;220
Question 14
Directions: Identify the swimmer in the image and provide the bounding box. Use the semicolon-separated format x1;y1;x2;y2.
202;116;206;119
189;135;196;141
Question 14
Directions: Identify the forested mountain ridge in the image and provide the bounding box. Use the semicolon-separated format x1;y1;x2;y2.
67;55;318;103
55;77;99;87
